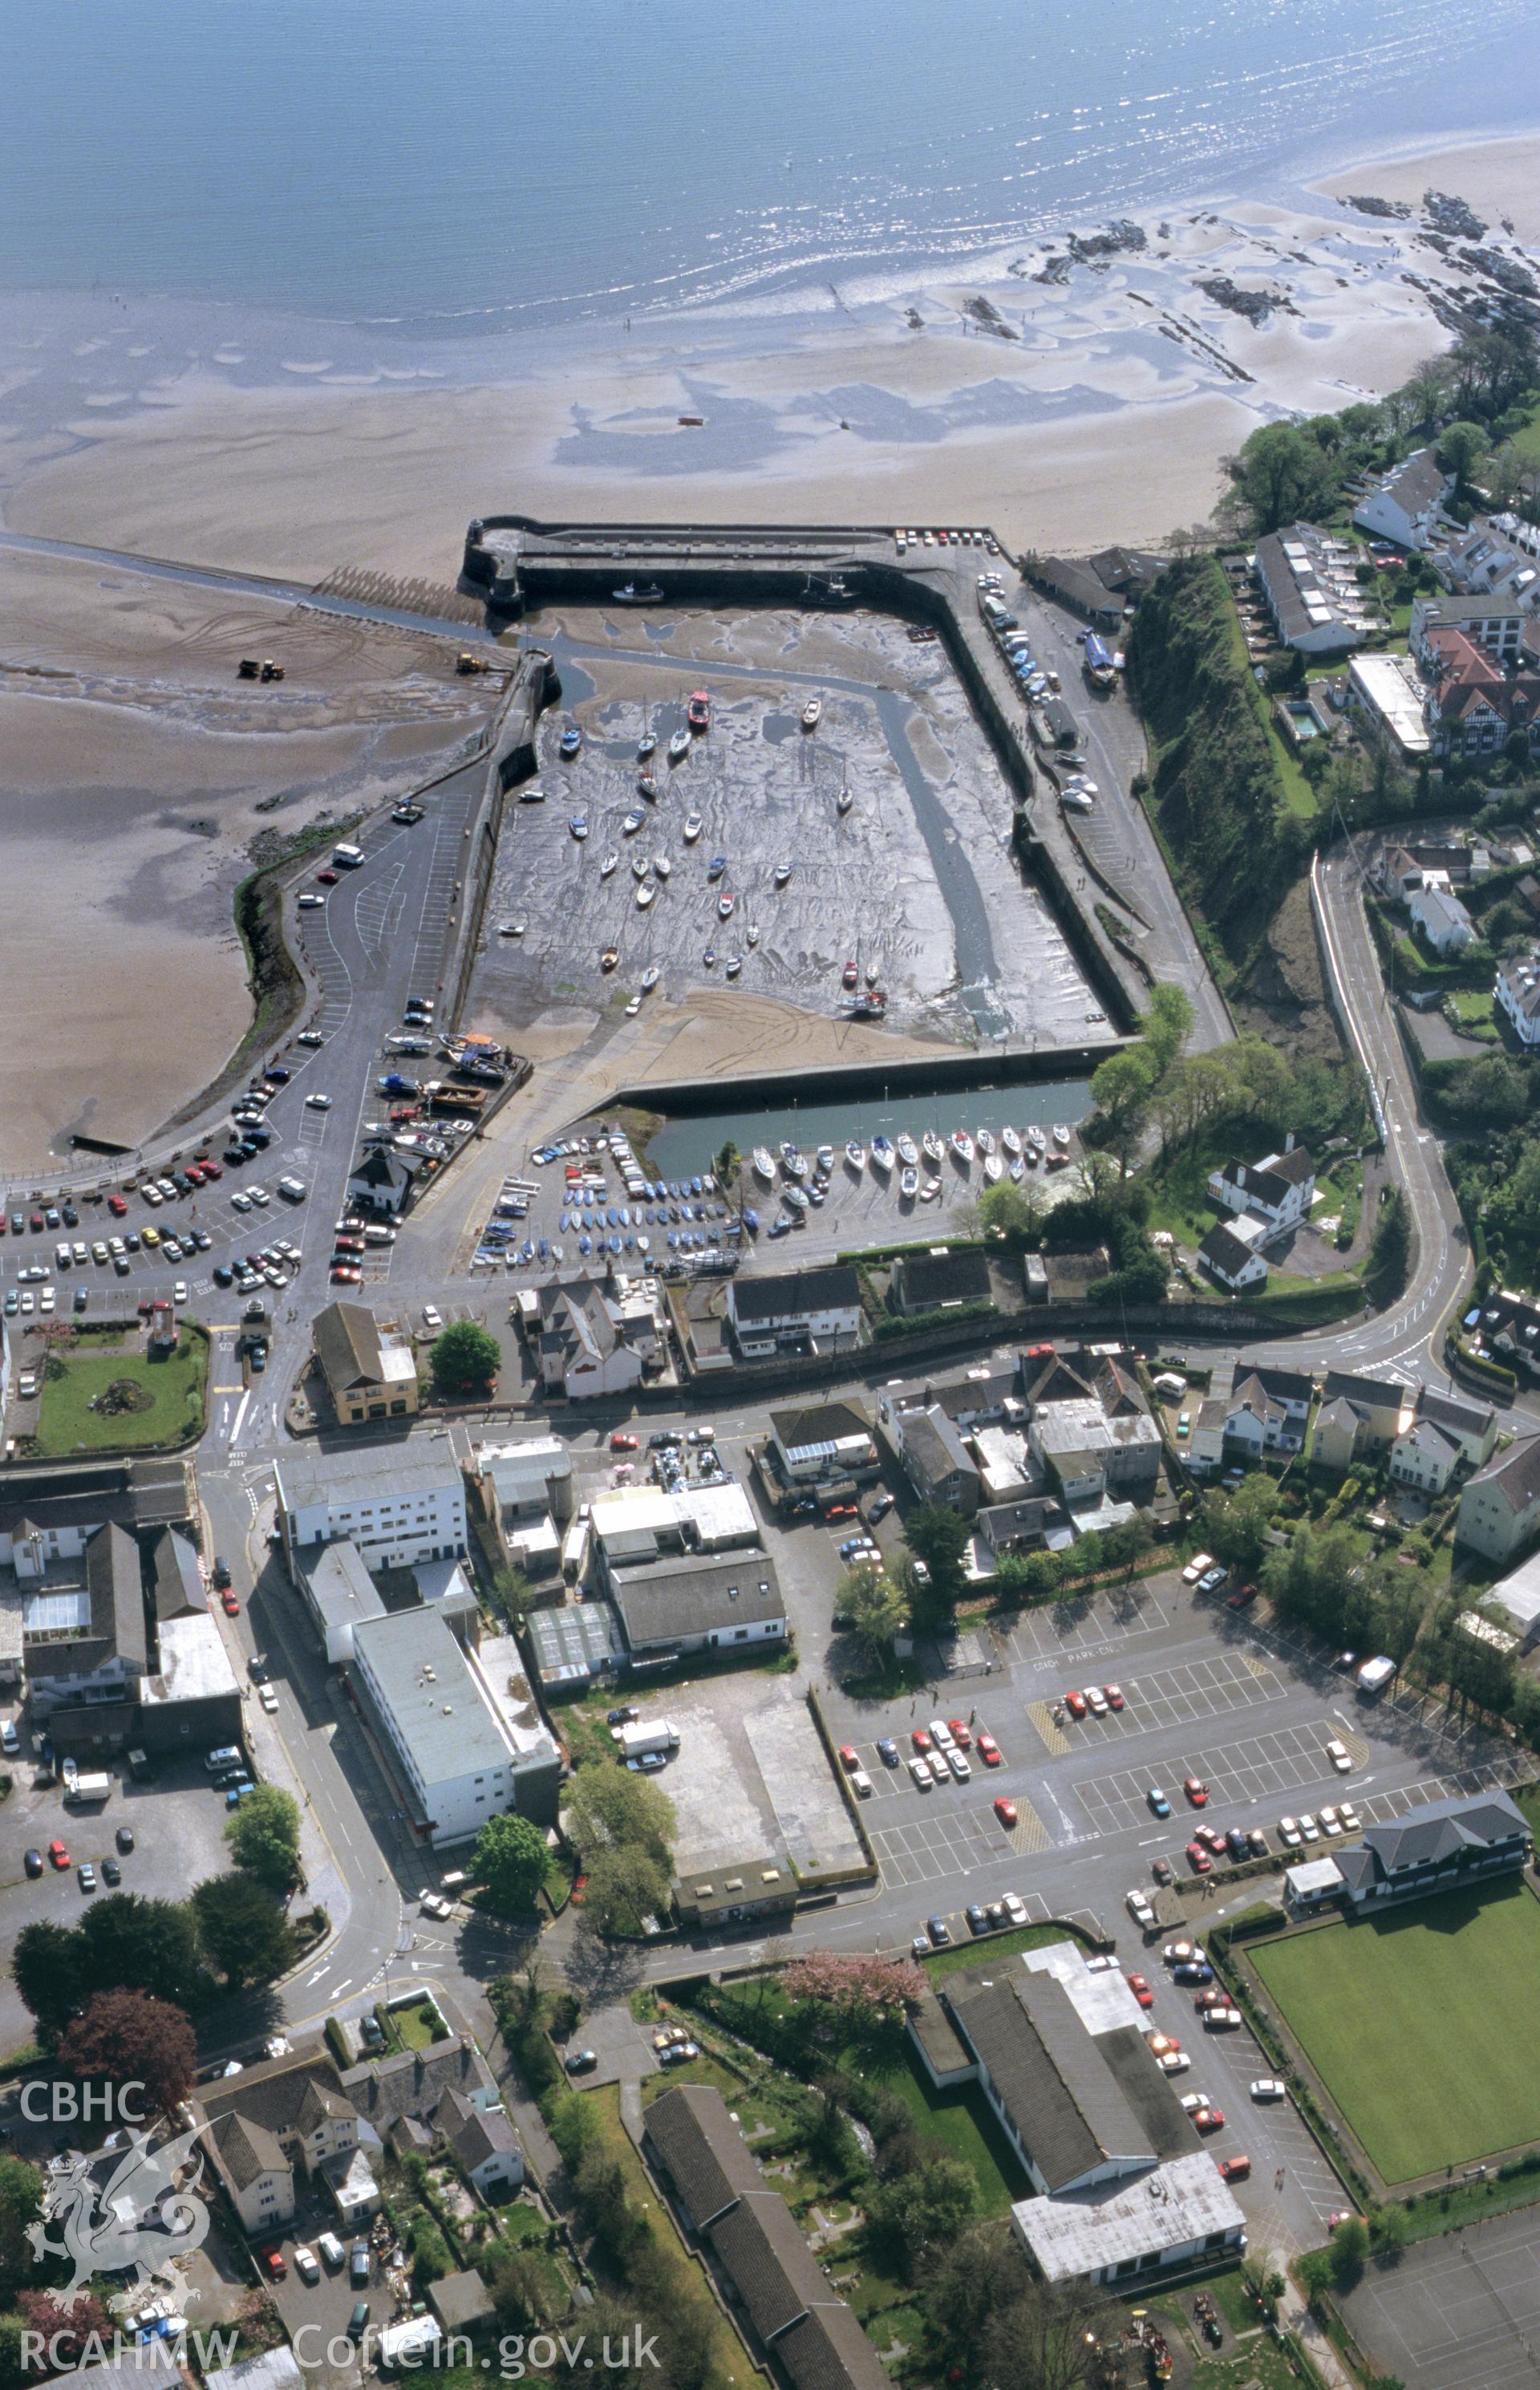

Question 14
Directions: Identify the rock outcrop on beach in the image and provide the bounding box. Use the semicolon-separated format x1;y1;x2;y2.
1343;193;1412;220
1197;278;1296;326
963;294;1019;339
1424;189;1488;240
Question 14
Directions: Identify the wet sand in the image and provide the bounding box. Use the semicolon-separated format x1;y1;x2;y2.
0;546;496;1171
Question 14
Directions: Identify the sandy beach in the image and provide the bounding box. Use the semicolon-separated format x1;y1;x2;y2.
11;137;1540;590
3;128;1539;1167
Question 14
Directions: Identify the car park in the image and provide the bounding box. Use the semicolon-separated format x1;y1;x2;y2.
1318;1805;1344;1837
1298;1813;1321;1842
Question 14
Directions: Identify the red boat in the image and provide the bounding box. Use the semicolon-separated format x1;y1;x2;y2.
842;960;859;989
687;690;711;732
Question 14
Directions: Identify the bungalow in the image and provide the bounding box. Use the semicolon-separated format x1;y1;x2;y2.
1352;447;1454;553
889;1248;993;1317
1406;883;1475;954
1198;1222;1267;1293
1207;1138;1315;1236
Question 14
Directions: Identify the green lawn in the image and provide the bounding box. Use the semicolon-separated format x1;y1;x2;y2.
34;1328;208;1455
1251;1881;1540;2183
389;1997;448;2050
881;2054;1029;2216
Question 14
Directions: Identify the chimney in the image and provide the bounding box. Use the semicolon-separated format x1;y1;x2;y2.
1284;1132;1295;1154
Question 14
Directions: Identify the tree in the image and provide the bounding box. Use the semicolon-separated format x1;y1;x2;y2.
1438;419;1488;484
1203;1475;1279;1578
929;2222;1018;2346
408;2214;452;2282
1368;1185;1412;1298
488;1564;534;1630
783;1952;926;2024
225;1784;301;1891
1296;2246;1335;2304
79;1893;204;2012
429;1317;501;1398
1369;2202;1408;2258
11;1921;87;2039
565;1764;675;1873
903;1503;971;1615
1329;2213;1371;2287
871;2157;978;2275
59;1990;197;2116
1141;984;1196;1077
582;1846;670;1938
975;1179;1044;1244
837;1567;910;1668
486;2242;553;2329
1086;1045;1157;1175
192;1873;298;1987
0;2157;43;2300
979;2278;1116;2390
473;1812;549;1914
1223;421;1340;534
15;2293;111;2367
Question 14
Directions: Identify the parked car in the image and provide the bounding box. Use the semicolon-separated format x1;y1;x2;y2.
1202;2007;1242;2031
1125;1889;1155;1929
926;1917;950;1947
1250;2079;1287;2102
564;2048;598;2075
350;2243;371;2286
1183;1775;1209;1807
294;2247;320;2284
994;1796;1018;1828
1185;1842;1212;1875
1147;1786;1171;1816
975;1732;1001;1766
1126;1974;1154;2008
263;2250;287;2282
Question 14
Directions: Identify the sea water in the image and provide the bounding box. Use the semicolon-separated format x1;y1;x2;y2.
1;0;1536;335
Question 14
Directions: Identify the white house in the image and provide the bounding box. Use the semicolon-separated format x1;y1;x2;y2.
1407;883;1475;954
1198;1222;1268;1293
1496;950;1540;1047
436;2087;524;2196
1353;448;1454;552
1388;1418;1462;1497
275;1447;468;1574
727;1266;862;1360
534;1277;659;1401
349;1606;561;1847
1414;1385;1497;1468
1207;1138;1315;1236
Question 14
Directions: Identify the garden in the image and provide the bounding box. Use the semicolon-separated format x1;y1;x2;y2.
33;1324;208;1455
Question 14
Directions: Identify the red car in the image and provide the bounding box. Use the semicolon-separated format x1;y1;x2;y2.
1064;1690;1088;1718
1127;1974;1154;2008
947;1718;972;1748
1191;2107;1225;2133
975;1733;1001;1767
262;2250;286;2281
838;1746;860;1772
1185;1841;1213;1875
1184;1775;1209;1807
330;1266;362;1284
107;1194;128;1217
1218;2155;1251;2182
1103;1684;1125;1710
993;1796;1018;1828
841;960;858;989
49;1840;70;1870
221;1590;241;1616
609;1431;639;1451
316;869;338;885
911;1727;933;1752
1194;1987;1228;2011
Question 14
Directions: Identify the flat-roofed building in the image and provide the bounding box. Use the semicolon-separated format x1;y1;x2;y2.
349;1607;561;1844
275;1447;467;1574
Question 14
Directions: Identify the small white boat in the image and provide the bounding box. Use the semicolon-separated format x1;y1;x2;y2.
1008;1158;1025;1182
569;815;589;841
896;1132;918;1168
498;919;526;938
1027;1124;1048;1150
802;697;821;730
668;728;691;763
922;1130;943;1167
752;1147;776;1183
1052;1123;1072;1147
976;1127;996;1155
631;854;649;879
726;955;742;977
703;944;717;968
638;733;658;761
623;809;644;835
637;882;656;909
641;966;660;992
601;946;618;972
718;892;736;919
1002;1125;1023;1158
638;774;658;800
837;773;853;815
654;855;671;880
983;1152;1003;1183
845;1139;865;1171
870;1134;895;1172
684;814;703;842
599;851;618;878
624;996;642;1016
781;1143;808;1179
817;1144;836;1173
637;1233;650;1252
746;923;760;947
950;1130;975;1164
774;861;792;887
899;1165;918;1199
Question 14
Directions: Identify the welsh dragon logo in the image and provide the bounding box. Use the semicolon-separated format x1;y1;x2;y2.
26;2124;212;2300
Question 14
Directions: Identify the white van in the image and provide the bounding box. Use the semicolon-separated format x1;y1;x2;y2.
363;1224;396;1245
331;842;365;868
317;2233;346;2271
205;1745;243;1774
277;1176;307;1203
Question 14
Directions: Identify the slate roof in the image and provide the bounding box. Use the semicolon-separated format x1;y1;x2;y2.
436;2085;521;2172
1465;1432;1540;1516
87;1524;148;1668
610;1553;785;1650
709;2191;830;2341
899;1407;978;1490
209;2110;289;2190
148;1525;206;1621
314;1301;415;1398
1416;1386;1494;1440
197;2044;346;2138
1200;1224;1263;1281
732;1267;860;1327
644;2084;765;2230
1322;1368;1404;1415
943;1967;1153;2193
1336;1790;1530;1895
777;2300;892;2390
1228;1373;1286;1425
892;1249;992;1312
340;2035;484;2128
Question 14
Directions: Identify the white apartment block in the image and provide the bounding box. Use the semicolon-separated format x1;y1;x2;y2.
274;1447;467;1573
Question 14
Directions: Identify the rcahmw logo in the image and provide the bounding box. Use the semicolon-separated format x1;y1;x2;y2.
24;2104;211;2299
